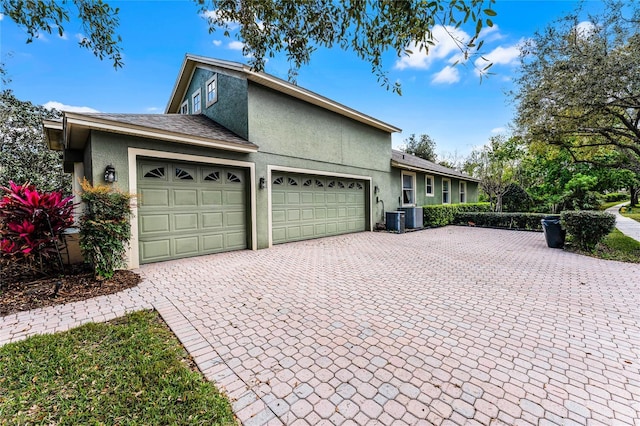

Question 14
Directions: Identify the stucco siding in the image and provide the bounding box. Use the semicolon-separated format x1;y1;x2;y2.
181;67;249;140
247;84;391;172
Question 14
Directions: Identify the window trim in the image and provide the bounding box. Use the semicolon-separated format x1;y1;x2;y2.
401;171;416;207
179;100;188;114
205;74;218;108
425;175;434;197
459;181;467;203
442;178;451;205
191;90;202;114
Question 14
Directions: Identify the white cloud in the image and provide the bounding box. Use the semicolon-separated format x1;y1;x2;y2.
491;127;506;134
146;107;161;113
432;66;460;84
0;13;4;21
201;10;239;30
212;40;222;47
395;25;471;70
43;101;99;113
75;33;87;43
474;42;521;75
575;21;596;38
478;25;503;43
228;40;244;51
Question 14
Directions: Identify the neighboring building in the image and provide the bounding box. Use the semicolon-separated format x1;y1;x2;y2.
391;150;479;207
44;54;478;267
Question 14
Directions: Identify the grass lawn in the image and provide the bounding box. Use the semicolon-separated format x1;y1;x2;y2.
600;200;629;210
572;229;640;263
0;310;236;425
620;208;640;223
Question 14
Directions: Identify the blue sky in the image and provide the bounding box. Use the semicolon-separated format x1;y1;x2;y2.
1;1;597;158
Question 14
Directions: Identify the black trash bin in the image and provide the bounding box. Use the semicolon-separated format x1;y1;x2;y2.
541;216;566;248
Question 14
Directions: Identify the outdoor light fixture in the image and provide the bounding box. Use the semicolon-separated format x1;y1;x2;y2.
104;164;117;183
374;185;380;194
259;177;266;189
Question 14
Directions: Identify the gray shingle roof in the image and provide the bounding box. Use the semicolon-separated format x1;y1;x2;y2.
391;149;479;182
80;113;256;149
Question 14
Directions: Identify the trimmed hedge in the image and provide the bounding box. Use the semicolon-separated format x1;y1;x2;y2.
603;192;629;203
423;203;491;227
454;212;551;231
561;210;616;250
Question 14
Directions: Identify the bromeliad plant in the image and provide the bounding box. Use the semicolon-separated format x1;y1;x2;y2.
0;181;74;271
78;179;133;280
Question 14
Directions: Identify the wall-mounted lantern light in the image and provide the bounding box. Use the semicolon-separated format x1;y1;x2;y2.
374;185;380;194
104;164;117;183
259;177;266;190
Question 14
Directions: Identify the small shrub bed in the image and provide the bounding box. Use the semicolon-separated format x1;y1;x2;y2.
423;203;490;227
454;212;550;231
561;210;616;251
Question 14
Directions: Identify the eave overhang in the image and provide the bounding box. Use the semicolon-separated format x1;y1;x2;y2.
62;113;258;154
391;160;481;183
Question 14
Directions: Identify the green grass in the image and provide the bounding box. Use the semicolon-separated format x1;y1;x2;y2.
620;208;640;223
0;310;236;426
599;200;628;210
571;229;640;263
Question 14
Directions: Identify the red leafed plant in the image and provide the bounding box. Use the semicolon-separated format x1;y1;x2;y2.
0;181;74;267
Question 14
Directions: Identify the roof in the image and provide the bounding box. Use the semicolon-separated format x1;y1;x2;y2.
165;54;401;134
391;149;480;182
44;113;258;153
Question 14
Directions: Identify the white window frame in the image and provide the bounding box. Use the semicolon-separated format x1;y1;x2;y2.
205;74;218;108
401;171;416;207
459;181;467;203
179;100;188;114
191;90;202;114
442;178;451;204
425;175;434;197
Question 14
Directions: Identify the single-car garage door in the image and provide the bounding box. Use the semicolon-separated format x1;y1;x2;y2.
137;160;247;263
271;172;367;244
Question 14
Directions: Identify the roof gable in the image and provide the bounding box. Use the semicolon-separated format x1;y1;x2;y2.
166;54;401;134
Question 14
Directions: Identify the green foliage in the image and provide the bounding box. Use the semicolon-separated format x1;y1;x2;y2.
0;0;123;73
454;212;549;231
423;202;491;227
402;134;437;162
513;0;640;197
561;173;601;210
465;135;525;212
501;183;533;212
0;310;236;425
594;229;640;263
603;192;630;203
199;0;497;93
561;210;616;251
79;179;132;279
0;90;70;193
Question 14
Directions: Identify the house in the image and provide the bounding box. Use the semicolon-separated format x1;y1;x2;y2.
44;54;478;268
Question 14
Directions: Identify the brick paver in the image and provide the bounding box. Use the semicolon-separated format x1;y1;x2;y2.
1;227;639;425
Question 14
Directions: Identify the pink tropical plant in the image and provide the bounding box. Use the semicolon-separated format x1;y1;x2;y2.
0;181;74;261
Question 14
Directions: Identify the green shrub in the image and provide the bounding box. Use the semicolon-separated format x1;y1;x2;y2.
502;183;534;213
423;203;491;227
603;192;629;203
79;179;133;279
454;212;550;231
561;210;616;251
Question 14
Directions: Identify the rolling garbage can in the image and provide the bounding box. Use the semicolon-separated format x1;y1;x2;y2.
541;216;565;248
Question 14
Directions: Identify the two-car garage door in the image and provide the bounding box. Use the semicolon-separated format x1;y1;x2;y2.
271;172;367;244
137;160;368;263
137;160;247;264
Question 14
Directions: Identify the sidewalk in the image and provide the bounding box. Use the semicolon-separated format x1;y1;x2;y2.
605;202;640;242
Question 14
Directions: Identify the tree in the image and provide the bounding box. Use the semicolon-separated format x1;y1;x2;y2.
402;133;438;162
199;0;497;92
465;135;522;212
0;0;123;72
513;0;640;204
0;90;70;193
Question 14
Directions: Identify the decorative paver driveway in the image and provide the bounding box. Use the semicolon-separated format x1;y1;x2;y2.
2;227;639;425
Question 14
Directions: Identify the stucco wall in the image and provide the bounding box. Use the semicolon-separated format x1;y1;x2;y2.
181;67;249;139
